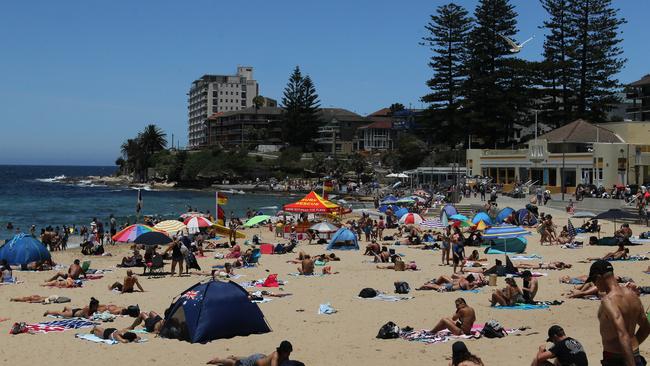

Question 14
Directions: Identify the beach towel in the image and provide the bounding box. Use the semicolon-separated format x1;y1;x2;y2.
0;280;23;285
251;298;273;304
513;272;547;277
75;332;148;344
22;318;96;334
510;255;542;261
608;255;649;262
400;325;519;345
318;303;337;314
75;333;118;345
461;289;482;293
493;303;550;310
91;311;117;322
256;274;279;288
358;294;413;302
288;273;327;277
561;243;583;249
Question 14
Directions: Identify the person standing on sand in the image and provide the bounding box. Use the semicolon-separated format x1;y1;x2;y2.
109;214;117;244
164;238;184;276
588;260;650;366
430;298;476;336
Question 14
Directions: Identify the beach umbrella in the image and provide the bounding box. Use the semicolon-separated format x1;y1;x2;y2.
310;222;339;233
420;219;446;229
399;213;424;225
483;225;531;254
593;209;638;234
112;224;158;243
567;219;577;238
134;231;172;246
154;220;187;235
395;198;416;205
440;204;458;221
380;195;398;205
243;215;272;228
408;195;427;203
0;233;51;266
572;211;596;218
450;214;468;221
185;216;214;234
180;212;209;219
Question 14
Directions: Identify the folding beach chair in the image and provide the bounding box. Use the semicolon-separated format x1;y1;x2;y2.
243;249;261;267
145;255;165;278
81;261;91;273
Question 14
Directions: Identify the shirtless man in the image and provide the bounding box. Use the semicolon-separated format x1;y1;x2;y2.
298;255;314;275
207;340;293;365
129;311;165;334
588;246;629;261
108;270;144;293
430;298;476;336
516;261;572;270
41;277;81;288
588;260;650;365
45;259;85;282
44;297;99;318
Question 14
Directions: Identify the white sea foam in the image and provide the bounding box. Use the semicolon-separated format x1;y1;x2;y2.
36;174;66;183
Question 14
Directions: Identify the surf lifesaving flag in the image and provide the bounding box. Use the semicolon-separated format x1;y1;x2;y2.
216;192;229;205
323;180;333;199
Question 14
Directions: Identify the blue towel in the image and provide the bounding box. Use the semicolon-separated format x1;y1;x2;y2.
461;289;481;293
494;304;549;310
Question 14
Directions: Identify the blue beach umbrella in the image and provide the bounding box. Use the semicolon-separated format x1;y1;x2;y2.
0;233;51;266
483;225;531;254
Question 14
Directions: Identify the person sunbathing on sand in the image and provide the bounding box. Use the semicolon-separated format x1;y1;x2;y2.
207;340;294;366
587;248;629;261
430;298;476;336
44;259;85;282
44;297;99;318
516;261;573;270
91;326;140;343
417;274;483;291
11;295;54;303
129;311;165;334
41;277;81;288
376;258;417;271
108;270;144;293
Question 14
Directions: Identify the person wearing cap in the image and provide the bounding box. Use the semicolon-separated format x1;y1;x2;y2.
451;341;484;365
207;340;293;365
521;270;539;304
532;325;587;366
588;260;650;366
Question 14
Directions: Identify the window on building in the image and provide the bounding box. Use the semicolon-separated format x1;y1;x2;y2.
212;91;217;98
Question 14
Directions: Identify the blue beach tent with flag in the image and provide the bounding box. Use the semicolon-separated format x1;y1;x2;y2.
327;228;359;250
159;280;271;343
0;233;51;266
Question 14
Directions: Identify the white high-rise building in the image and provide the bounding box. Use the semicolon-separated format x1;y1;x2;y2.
187;66;259;148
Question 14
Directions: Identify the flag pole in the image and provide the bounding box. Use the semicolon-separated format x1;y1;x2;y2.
215;191;219;226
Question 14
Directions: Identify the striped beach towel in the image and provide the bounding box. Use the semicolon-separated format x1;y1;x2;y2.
25;318;97;333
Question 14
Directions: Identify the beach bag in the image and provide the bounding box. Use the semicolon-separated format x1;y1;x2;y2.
359;288;378;298
376;321;400;339
10;322;28;335
394;281;410;294
482;320;506;338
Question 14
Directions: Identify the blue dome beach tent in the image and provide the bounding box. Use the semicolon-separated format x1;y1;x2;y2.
327;228;359;250
394;207;409;219
440;204;458;221
472;212;493;226
0;233;51;266
496;207;515;224
159;280;271;343
483;225;531;254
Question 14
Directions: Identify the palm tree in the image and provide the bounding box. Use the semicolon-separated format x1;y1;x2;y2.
139;124;167;155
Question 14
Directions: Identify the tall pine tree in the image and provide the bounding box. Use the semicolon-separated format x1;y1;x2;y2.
463;0;520;146
540;0;576;127
421;2;473;143
568;0;626;121
281;66;321;149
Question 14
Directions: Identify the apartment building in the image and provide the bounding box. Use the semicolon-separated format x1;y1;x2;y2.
187;67;259;148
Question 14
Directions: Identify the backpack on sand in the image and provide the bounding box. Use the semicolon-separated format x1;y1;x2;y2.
359;288;378;298
482;320;506;338
376;321;400;339
394;281;411;294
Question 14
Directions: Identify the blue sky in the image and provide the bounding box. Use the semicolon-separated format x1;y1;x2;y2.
0;0;648;165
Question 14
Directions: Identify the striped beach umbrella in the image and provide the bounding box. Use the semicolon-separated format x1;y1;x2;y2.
420;219;446;229
399;213;424;225
184;216;214;234
154;220;187;235
112;224;158;243
483;225;531;239
567;219;577;238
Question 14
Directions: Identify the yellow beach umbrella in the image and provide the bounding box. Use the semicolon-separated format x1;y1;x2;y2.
154;220;187;235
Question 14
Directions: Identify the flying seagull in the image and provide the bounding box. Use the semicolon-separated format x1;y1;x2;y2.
497;33;534;53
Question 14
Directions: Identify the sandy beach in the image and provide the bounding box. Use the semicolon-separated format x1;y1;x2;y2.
1;195;649;365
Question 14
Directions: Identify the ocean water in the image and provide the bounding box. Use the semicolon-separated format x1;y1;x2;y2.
0;165;293;236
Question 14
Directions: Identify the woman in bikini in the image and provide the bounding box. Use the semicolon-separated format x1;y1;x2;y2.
92;326;140;343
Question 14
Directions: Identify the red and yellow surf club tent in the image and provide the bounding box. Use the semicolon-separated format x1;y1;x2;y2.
283;191;340;213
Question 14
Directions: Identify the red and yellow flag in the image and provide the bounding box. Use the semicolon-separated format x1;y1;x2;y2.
216;192;228;205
